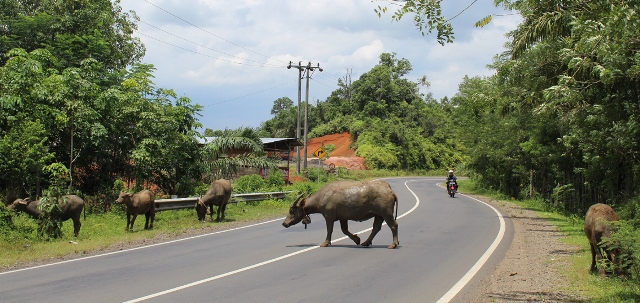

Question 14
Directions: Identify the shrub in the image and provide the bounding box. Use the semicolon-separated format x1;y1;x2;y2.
605;220;640;281
265;169;285;190
233;174;266;193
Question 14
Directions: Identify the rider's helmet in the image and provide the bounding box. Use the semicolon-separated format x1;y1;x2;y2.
448;170;454;175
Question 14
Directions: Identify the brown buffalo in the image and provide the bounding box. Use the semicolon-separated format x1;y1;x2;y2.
282;180;399;249
584;203;620;276
115;190;155;231
196;179;232;222
7;195;85;237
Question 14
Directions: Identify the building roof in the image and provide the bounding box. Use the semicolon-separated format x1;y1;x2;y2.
198;137;303;151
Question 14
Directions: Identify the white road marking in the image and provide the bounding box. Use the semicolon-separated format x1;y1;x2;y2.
0;218;284;276
124;180;422;302
436;191;506;302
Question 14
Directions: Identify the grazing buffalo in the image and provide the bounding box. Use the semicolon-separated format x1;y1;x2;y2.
282;180;399;249
584;203;620;276
115;190;155;231
196;179;232;222
8;195;84;237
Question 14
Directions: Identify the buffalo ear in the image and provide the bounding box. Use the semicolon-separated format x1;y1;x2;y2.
298;198;306;208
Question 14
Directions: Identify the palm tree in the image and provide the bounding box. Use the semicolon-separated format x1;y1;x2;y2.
201;127;280;181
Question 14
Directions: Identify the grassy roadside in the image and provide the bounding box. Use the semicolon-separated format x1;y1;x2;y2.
0;199;292;270
457;179;640;303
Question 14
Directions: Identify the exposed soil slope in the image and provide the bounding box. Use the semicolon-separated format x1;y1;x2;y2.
306;132;366;170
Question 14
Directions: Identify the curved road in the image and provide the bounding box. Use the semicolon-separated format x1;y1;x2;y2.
0;177;513;303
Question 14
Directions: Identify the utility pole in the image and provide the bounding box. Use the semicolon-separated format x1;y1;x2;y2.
303;62;322;170
287;61;304;174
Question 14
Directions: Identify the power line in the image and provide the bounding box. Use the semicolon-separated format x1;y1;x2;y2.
203;80;298;107
143;0;288;64
135;31;286;68
314;71;339;82
310;77;335;90
447;0;479;22
137;19;282;67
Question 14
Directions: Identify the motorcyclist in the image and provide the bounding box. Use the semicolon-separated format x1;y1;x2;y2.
445;170;458;192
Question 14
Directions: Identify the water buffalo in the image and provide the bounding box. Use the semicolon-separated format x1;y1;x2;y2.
584;203;620;276
196;179;232;222
282;180;399;249
7;195;84;237
115;190;155;231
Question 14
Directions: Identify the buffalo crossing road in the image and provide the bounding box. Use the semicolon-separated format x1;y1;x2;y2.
0;177;512;303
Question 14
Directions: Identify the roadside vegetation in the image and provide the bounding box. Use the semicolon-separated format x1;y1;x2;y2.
458;179;640;302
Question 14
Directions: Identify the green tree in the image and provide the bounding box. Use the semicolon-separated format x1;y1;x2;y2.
202;127;279;181
0;0;144;71
270;97;294;115
0;121;53;200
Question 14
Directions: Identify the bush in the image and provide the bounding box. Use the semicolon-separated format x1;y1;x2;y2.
265;169;285;190
233;174;266;193
605;220;640;281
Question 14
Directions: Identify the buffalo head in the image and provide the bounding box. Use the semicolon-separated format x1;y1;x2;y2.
115;192;133;204
282;194;311;228
195;198;211;221
7;198;30;212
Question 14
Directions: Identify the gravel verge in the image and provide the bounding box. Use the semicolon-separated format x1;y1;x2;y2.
464;194;589;302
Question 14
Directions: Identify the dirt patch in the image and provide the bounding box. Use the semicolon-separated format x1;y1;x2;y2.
306;132;366;170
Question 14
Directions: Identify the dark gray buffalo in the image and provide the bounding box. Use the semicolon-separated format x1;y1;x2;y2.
115;190;155;231
282;180;399;249
196;179;232;222
8;195;85;237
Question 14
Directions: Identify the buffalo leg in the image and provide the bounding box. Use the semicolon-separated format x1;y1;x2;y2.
128;214;138;231
209;204;214;222
340;220;360;245
589;243;597;273
72;218;81;237
125;213;131;231
361;216;383;247
383;214;399;249
149;211;155;229
144;212;150;229
321;218;334;247
216;205;222;222
220;203;228;221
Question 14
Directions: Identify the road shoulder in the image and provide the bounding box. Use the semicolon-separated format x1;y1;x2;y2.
460;195;589;302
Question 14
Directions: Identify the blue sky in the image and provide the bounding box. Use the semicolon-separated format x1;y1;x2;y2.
118;0;521;132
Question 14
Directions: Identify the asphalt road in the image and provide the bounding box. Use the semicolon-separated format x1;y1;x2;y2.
0;177;513;303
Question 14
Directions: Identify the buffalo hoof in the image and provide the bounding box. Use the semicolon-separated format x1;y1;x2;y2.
361;241;372;247
320;241;331;247
387;244;398;249
352;234;361;245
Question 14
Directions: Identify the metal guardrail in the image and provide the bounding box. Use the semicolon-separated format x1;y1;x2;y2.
154;191;293;212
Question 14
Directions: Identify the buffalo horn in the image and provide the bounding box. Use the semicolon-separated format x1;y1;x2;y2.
292;193;304;206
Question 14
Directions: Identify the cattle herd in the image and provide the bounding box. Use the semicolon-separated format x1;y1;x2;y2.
3;178;626;275
5;179;234;236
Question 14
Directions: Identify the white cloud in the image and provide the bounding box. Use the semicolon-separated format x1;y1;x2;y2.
119;0;520;130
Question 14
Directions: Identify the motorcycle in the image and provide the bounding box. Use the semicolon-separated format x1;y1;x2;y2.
447;180;457;198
